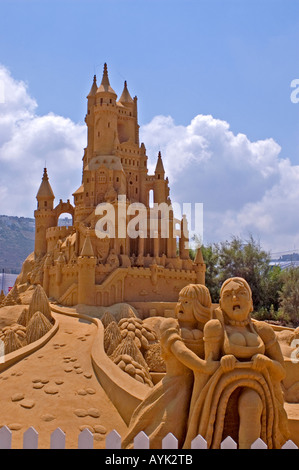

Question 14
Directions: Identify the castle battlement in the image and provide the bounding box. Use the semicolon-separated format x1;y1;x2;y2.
46;225;74;240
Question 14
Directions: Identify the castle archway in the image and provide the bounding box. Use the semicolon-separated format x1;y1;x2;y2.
55;200;74;225
58;212;73;227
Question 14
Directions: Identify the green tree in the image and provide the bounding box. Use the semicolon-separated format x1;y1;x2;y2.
278;267;299;325
190;234;283;317
262;265;283;312
201;244;220;303
216;235;273;310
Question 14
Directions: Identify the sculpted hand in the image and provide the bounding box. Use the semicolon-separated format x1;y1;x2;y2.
220;354;237;373
252;354;270;372
205;353;219;375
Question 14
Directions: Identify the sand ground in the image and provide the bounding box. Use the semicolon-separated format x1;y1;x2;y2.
0;308;128;449
1;304;299;449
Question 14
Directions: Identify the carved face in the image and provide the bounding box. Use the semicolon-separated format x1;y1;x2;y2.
220;280;252;322
176;296;197;326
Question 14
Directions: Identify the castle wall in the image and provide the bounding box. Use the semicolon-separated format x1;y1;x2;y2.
123;267;197;304
46;226;74;252
46;265;78;302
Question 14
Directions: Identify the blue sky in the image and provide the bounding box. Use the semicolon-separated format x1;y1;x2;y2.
0;0;299;253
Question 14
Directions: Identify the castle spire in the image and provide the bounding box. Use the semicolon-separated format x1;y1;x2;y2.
155;151;165;176
80;232;95;257
97;63;117;97
87;74;98;98
119;80;133;105
36;168;55;200
194;246;204;265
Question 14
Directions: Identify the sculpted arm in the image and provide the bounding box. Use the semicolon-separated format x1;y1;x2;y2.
253;322;286;380
170;340;218;375
203;319;223;361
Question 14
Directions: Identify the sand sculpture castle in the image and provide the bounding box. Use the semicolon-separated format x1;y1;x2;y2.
29;64;205;314
1;65;299;450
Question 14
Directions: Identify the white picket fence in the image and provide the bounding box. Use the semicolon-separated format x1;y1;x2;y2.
0;426;298;449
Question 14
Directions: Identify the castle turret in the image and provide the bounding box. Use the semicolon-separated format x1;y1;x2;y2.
34;168;57;258
117;80;136;145
77;232;96;305
85;75;98;163
88;74;98;98
194;246;206;284
154;152;168;204
179;214;190;260
118;81;134;106
36;168;55;209
93;64;118;155
97;63;117;100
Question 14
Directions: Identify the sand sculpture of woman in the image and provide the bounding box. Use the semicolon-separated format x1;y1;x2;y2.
183;277;290;449
122;284;218;449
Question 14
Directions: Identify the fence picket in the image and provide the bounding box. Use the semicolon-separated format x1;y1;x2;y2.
251;438;267;449
0;425;296;449
191;434;208;449
134;431;150;449
221;436;237;449
0;426;12;449
162;433;178;449
78;428;94;449
23;427;39;449
106;430;122;449
50;428;66;449
282;439;299;449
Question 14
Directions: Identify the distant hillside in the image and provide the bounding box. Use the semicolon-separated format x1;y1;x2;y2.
0;215;72;274
0;215;35;273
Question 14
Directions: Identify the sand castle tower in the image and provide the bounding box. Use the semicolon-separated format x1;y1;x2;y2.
34;168;56;258
29;64;206;314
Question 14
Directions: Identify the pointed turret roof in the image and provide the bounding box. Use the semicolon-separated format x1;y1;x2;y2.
97;63;117;97
36;168;55;199
87;74;98;98
155;151;165;175
194;246;204;265
119;81;133;105
80;232;95;257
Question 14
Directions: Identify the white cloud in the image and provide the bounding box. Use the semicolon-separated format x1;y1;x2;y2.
0;65;85;217
141;114;299;253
